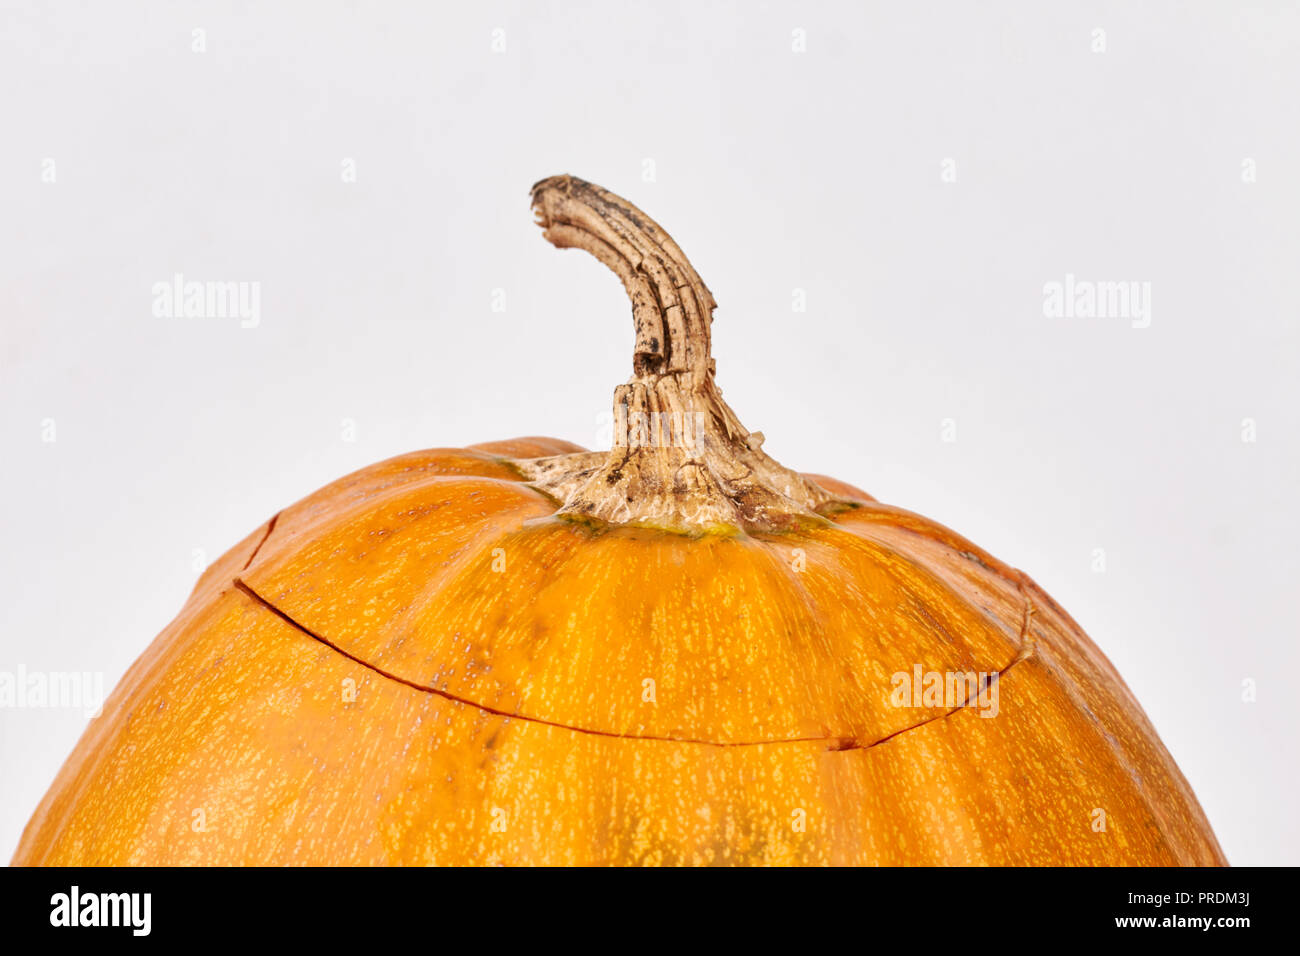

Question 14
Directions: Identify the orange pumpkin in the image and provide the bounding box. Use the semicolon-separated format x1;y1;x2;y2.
15;176;1224;866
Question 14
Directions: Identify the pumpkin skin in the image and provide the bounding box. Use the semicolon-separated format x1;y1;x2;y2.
14;180;1226;866
15;437;1225;865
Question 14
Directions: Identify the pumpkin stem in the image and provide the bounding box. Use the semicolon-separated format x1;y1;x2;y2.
517;175;840;533
530;175;716;386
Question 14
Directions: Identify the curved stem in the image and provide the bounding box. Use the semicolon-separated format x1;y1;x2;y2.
531;175;715;382
518;175;840;533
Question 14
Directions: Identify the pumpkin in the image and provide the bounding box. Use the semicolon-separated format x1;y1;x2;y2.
15;176;1224;866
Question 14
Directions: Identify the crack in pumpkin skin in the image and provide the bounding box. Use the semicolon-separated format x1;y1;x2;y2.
236;456;1030;746
239;511;280;571
230;576;1037;752
15;567;1224;866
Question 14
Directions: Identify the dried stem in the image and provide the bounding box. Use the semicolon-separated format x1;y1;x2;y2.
513;175;840;533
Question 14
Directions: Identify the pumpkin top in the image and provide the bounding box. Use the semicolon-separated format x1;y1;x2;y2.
518;175;846;534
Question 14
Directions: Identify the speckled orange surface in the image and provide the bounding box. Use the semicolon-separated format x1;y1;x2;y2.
14;437;1225;865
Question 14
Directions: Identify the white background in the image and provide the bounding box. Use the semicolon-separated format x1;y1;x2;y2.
2;1;1297;865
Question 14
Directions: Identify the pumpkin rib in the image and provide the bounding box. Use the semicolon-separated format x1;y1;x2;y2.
467;437;590;458
1016;606;1219;864
831;502;1020;586
836;581;1038;752
256;449;539;544
743;526;1026;742
789;521;1026;659
229;575;1036;754
243;473;557;602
